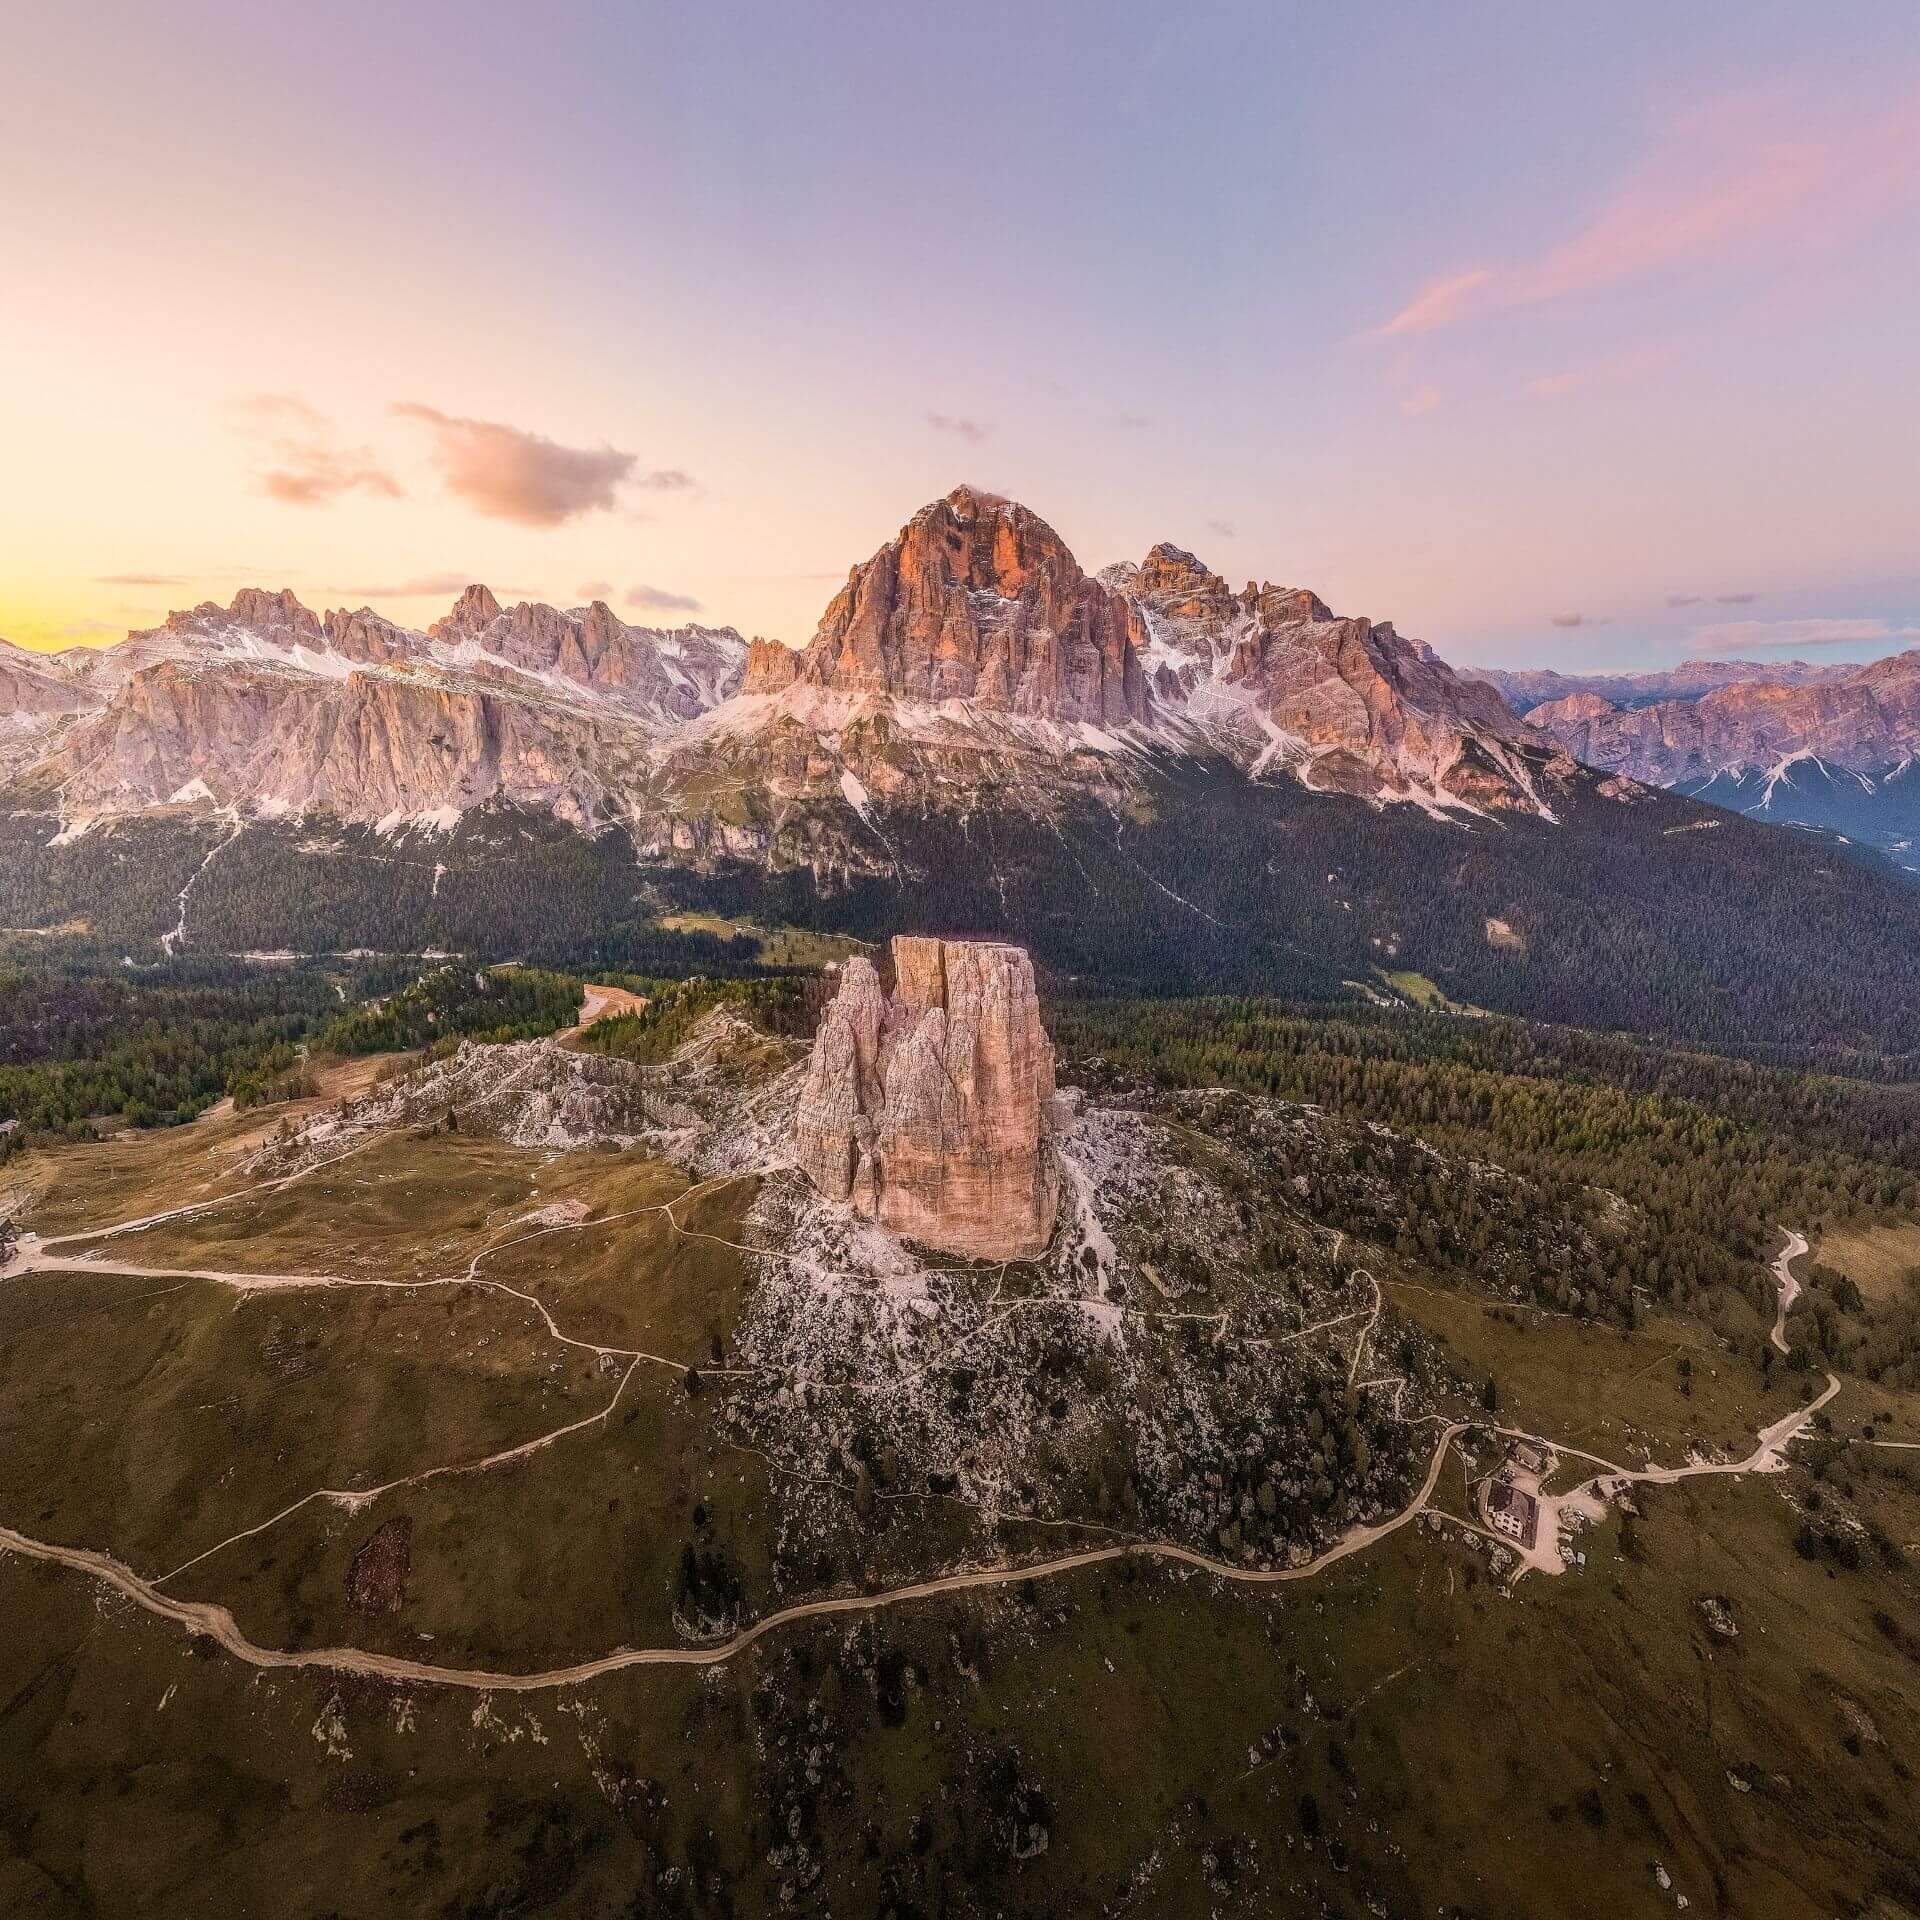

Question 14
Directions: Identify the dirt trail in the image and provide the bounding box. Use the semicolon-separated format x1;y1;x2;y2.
0;1421;1468;1692
1771;1228;1809;1356
555;982;647;1044
1;1131;1841;1688
3;1177;749;1590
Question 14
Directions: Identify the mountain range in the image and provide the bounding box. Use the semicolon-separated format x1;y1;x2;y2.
2;487;1560;838
1468;658;1858;713
8;486;1920;1053
1506;651;1920;867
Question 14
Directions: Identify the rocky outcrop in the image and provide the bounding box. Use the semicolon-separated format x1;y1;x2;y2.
793;937;1059;1260
1526;651;1920;784
747;487;1150;728
0;640;91;720
20;585;748;829
0;640;96;784
51;657;645;827
1102;542;1554;808
430;586;746;720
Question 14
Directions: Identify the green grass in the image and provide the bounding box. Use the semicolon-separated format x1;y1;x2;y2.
1818;1218;1920;1305
0;1265;608;1574
6;1454;1916;1917
1374;966;1487;1014
656;909;871;969
9;1029;1920;1914
1385;1273;1800;1463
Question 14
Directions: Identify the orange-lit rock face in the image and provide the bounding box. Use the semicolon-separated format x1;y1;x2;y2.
793;936;1059;1261
747;487;1150;728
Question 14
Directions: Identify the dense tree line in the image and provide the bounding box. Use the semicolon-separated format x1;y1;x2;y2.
0;950;346;1138
660;753;1920;1057
315;965;583;1055
1057;996;1920;1352
0;808;769;975
0;948;585;1141
580;976;812;1064
10;758;1920;1054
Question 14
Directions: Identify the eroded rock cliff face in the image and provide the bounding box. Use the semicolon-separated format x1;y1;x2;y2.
793;936;1059;1260
1525;652;1920;784
25;586;746;830
745;487;1150;728
430;587;746;720
1101;542;1553;808
51;656;647;827
14;492;1578;837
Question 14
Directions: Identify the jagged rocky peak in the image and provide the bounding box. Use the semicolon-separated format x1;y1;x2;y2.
223;587;324;644
152;586;323;651
0;639;91;717
793;935;1060;1261
115;586;421;673
747;485;1150;727
1527;691;1619;726
1098;537;1547;806
431;583;503;638
429;584;746;716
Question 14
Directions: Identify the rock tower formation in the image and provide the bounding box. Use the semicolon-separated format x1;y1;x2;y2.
793;936;1059;1260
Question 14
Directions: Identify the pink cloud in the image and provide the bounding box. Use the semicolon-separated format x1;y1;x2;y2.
261;453;403;507
393;403;666;527
626;582;702;613
1378;270;1494;338
927;412;991;444
232;393;403;508
1398;384;1443;416
1524;346;1671;400
1379;88;1920;335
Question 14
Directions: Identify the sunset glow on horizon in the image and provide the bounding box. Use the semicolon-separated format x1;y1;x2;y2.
4;0;1917;671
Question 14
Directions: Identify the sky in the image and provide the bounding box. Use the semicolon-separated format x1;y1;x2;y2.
3;0;1917;671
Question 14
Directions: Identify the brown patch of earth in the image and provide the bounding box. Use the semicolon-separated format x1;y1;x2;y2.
345;1515;412;1615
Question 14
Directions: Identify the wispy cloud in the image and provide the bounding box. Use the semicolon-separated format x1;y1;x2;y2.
1378;270;1494;339
577;579;614;601
333;571;484;600
96;572;191;587
233;394;403;508
1666;589;1757;609
1524;347;1670;400
1112;412;1153;431
262;456;403;508
626;582;703;614
1550;612;1610;629
926;413;990;444
235;393;327;430
392;403;671;527
1378;87;1920;335
1686;616;1920;651
1399;385;1443;416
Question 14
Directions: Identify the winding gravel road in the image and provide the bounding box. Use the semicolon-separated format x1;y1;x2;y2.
0;1419;1469;1693
0;1144;1840;1692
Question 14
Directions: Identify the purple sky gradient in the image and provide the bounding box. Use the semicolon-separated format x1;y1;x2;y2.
3;0;1916;669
